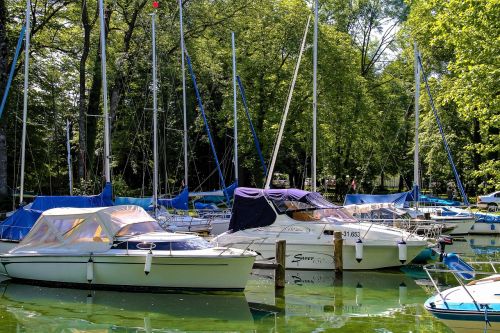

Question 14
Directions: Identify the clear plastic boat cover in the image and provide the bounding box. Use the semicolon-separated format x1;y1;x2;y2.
10;205;156;254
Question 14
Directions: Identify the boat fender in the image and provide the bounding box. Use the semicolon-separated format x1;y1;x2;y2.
491;224;495;231
86;257;94;283
145;250;153;275
399;282;407;305
355;239;363;263
355;282;363;306
398;240;407;264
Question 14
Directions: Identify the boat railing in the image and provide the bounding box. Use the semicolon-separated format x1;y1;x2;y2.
424;261;500;310
357;218;443;240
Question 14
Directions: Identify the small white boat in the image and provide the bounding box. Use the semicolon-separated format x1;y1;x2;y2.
424;255;500;332
213;188;429;270
416;206;475;235
0;205;256;290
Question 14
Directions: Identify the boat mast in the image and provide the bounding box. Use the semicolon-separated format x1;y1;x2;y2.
413;42;420;208
265;16;311;189
66;119;73;195
152;11;158;213
179;0;188;189
19;0;31;205
312;0;318;192
98;0;111;184
232;32;238;185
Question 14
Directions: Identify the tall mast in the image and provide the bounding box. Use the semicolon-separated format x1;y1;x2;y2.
152;12;158;213
265;16;311;189
312;0;318;192
179;0;188;188
66;119;73;195
232;32;238;184
98;0;111;184
413;42;420;207
19;0;31;205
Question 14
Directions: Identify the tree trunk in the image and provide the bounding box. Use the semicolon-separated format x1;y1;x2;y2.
0;0;9;197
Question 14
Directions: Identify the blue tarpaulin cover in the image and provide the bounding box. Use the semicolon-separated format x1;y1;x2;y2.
114;197;152;210
0;183;113;241
158;187;189;210
194;202;219;210
344;192;411;207
344;191;461;208
474;213;500;224
31;182;113;210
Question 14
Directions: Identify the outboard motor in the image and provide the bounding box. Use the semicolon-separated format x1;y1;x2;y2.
438;235;453;262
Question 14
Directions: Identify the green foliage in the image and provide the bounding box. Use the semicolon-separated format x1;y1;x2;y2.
0;0;497;204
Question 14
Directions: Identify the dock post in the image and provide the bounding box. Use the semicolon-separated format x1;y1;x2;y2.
334;231;343;274
275;240;286;289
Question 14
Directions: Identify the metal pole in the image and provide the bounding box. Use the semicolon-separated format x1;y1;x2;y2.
312;0;318;193
179;0;188;188
99;0;111;184
232;32;238;184
413;42;420;209
152;12;158;214
66;119;73;195
265;16;311;189
19;0;31;205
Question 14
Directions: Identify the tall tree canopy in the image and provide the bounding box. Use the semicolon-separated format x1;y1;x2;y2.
0;0;497;210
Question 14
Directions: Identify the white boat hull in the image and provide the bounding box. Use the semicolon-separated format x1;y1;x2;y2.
432;216;475;235
0;252;254;290
469;222;500;235
214;221;428;270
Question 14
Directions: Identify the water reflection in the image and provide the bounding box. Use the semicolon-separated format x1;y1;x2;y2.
0;282;253;332
0;269;452;333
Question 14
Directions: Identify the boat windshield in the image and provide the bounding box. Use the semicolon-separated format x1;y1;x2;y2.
115;221;164;237
285;207;357;222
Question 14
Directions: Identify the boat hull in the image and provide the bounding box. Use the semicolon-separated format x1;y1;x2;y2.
469;222;500;235
0;253;254;290
249;241;424;270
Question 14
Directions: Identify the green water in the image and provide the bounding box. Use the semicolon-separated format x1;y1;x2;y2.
0;235;497;333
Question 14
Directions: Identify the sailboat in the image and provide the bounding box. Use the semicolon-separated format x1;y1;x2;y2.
0;0;113;253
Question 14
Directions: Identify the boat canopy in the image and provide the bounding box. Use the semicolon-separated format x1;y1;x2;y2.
228;187;339;232
10;205;156;254
0;183;113;242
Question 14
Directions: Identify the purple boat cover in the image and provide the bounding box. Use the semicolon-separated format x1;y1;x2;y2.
228;187;338;232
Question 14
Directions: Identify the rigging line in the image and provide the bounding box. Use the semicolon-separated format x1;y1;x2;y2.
25;129;42;196
119;56;152;180
417;54;469;206
371;98;414;194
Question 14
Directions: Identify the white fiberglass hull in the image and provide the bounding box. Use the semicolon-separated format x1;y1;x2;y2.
214;221;428;270
0;250;255;290
469;222;500;235
432;216;475;235
210;218;230;235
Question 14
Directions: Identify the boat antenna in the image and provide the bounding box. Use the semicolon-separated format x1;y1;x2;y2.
232;32;238;186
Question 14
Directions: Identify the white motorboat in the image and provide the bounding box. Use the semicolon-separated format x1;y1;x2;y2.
0;205;256;290
415;206;475;235
424;255;500;332
212;188;429;270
